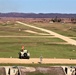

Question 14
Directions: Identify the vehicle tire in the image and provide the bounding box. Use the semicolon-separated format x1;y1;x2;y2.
27;56;30;59
24;53;27;58
19;53;21;59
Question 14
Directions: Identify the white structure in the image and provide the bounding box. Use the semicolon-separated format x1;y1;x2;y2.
62;66;76;75
5;66;19;75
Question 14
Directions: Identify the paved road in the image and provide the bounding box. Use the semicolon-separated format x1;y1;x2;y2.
0;58;76;64
16;21;76;46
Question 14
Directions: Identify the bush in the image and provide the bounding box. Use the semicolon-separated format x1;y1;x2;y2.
51;16;62;22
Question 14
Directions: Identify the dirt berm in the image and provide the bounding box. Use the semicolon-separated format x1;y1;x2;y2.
0;67;6;75
20;67;65;75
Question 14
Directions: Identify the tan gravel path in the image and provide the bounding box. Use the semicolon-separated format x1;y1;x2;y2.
16;21;76;46
0;58;76;64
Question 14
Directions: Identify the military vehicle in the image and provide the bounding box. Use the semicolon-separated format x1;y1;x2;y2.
19;46;30;59
19;49;30;59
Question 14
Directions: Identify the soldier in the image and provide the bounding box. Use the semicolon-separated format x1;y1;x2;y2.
21;45;24;51
40;55;43;63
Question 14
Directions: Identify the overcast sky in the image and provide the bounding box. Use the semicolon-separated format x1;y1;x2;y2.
0;0;76;13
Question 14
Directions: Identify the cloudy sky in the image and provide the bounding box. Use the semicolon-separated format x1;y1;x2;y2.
0;0;76;13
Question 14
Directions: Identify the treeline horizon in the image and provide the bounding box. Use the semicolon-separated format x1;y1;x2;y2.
0;12;76;18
